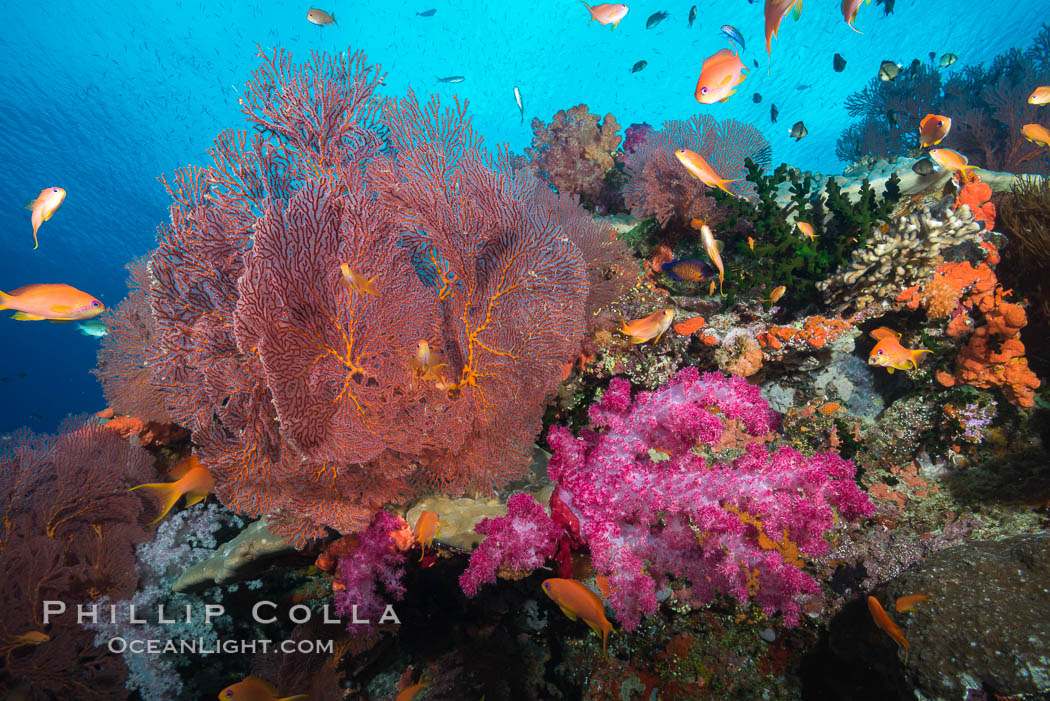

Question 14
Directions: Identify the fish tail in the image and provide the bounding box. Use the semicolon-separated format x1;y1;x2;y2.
129;482;184;524
0;290;8;311
330;12;336;24
31;229;39;250
911;349;932;368
577;0;591;13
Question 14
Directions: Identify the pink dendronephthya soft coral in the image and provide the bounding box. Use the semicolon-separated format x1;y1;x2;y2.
459;493;563;596
545;367;874;630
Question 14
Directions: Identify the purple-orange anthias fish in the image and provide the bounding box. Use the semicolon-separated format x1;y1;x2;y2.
928;148;978;180
919;114;952;148
542;578;614;659
867;596;910;662
675;148;742;194
1021;123;1050;148
339;263;378;295
764;0;803;58
842;0;872;33
662;258;717;282
26;187;66;250
0;283;103;322
895;594;934;613
414;510;440;559
1027;86;1050;105
796;221;817;241
694;49;747;104
218;675;306;701
619;309;673;344
868;327;931;374
578;1;629;29
130;455;215;524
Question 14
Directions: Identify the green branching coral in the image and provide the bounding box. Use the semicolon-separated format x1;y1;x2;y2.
710;159;900;312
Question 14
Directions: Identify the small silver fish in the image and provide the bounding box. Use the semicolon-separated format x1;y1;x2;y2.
912;158;936;176
879;60;901;81
939;53;957;68
632;60;647;73
436;75;465;83
770;104;779;123
77;319;108;338
688;5;697;27
416;8;436;16
720;24;745;51
646;11;669;29
752;92;762;103
833;53;847;72
514;86;524;123
306;8;336;25
789;121;808;141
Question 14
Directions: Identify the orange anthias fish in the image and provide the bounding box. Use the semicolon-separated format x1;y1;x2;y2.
895;594;934;613
338;263;378;295
919;114;952;148
699;223;725;295
765;285;786;304
841;0;872;33
412;340;447;381
542;578;614;659
619;309;673;344
131;455;215;524
674;149;742;194
395;674;428;701
1028;86;1050;105
305;8;336;26
414;510;440;559
578;2;629;30
748;236;755;251
695;48;747;104
868;327;932;374
796;221;817;241
764;0;803;58
0;284;104;322
1021;123;1050;147
928;148;978;180
26;187;66;250
867;596;909;662
218;675;306;701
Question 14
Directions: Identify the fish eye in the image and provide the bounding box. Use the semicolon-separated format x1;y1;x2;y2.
51;188;59;192
877;349;884;355
700;87;708;95
91;300;100;307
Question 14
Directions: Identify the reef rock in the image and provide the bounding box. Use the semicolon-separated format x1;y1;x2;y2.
172;518;297;592
826;532;1050;700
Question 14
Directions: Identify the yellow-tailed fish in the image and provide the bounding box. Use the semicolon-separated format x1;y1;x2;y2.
26;187;66;250
130;455;215;524
699;223;725;295
619;309;673;344
0;284;103;321
674;148;742;194
542;578;614;659
868;327;931;374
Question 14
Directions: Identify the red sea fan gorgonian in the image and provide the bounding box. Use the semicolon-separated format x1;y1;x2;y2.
622;115;771;229
0;418;158;700
143;47;632;546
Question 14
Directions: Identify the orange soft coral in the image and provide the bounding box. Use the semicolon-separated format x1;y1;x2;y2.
954;177;996;230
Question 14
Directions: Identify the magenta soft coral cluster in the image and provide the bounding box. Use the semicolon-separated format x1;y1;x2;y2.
459;493;563;596
545;367;874;630
334;511;407;633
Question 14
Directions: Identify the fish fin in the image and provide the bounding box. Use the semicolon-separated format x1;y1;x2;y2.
718;73;733;87
886;367;895;374
558;605;578;621
10;312;45;321
330;12;336;23
129;482;184;524
48;304;71;313
32;230;39;250
23;199;37;210
0;290;8;310
792;1;803;20
277;696;309;701
183;490;208;508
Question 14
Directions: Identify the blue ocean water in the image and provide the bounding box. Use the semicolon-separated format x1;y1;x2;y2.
0;0;1042;434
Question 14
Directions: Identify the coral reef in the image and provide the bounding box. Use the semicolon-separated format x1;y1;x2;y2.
171;517;296;592
818;196;982;315
139;47;632;545
526;104;623;212
545;368;873;630
713;160;900;311
621;115;770;230
838;24;1050;174
0;419;158;700
954;176;996;230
